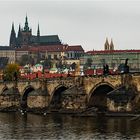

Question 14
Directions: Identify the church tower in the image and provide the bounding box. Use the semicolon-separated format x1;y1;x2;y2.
20;15;32;47
24;15;30;32
104;38;109;50
110;39;114;50
9;23;16;47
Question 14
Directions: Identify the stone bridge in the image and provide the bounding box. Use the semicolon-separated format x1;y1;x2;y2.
0;73;140;113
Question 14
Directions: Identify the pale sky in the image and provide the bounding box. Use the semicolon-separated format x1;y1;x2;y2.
0;0;140;51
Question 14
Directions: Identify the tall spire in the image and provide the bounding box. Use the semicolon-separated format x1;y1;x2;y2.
24;15;29;32
18;24;21;37
110;38;114;50
37;23;40;44
12;22;15;32
37;23;40;37
9;22;16;47
104;37;109;50
17;24;22;48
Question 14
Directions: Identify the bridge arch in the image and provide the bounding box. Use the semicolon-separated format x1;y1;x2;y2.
21;85;35;109
49;85;68;110
1;86;8;94
88;82;115;110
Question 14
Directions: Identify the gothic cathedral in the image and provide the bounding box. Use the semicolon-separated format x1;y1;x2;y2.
9;16;61;48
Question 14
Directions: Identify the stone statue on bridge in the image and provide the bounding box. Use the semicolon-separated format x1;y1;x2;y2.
103;64;109;75
124;58;129;73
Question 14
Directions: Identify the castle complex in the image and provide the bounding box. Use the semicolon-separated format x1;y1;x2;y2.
5;16;84;65
0;15;139;72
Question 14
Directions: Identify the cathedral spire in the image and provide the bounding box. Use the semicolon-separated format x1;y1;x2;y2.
37;23;40;37
17;24;22;48
37;23;40;44
9;22;16;47
18;24;21;37
24;15;29;32
12;22;15;32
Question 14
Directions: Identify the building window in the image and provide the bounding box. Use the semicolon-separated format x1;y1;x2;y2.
75;53;77;58
54;55;57;59
71;53;73;58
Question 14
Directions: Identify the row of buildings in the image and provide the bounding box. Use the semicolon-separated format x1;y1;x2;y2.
81;38;140;72
0;16;140;72
2;44;84;64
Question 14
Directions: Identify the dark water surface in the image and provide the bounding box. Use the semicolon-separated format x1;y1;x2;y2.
0;112;140;139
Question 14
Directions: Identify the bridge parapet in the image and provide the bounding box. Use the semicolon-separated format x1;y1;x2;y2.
0;80;41;95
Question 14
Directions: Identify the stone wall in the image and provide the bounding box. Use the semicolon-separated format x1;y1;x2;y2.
107;99;132;112
61;94;86;110
27;96;49;109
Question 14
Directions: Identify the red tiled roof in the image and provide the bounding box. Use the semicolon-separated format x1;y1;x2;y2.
66;45;84;52
29;47;39;52
29;45;66;52
42;45;65;52
15;47;29;51
87;50;140;55
15;44;84;53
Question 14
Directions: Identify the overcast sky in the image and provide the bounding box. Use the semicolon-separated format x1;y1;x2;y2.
0;0;140;51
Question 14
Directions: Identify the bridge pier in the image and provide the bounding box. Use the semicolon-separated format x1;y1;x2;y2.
0;82;20;111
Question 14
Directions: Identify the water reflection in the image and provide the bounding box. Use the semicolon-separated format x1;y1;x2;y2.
0;113;139;139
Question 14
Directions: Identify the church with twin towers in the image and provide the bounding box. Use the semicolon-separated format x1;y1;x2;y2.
104;38;114;51
9;15;62;48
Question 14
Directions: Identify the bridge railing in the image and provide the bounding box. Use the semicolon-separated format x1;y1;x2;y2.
1;72;140;83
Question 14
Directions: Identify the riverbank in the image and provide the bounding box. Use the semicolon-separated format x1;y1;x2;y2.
0;106;139;118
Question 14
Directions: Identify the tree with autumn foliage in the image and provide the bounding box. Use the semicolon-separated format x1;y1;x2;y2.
3;63;20;81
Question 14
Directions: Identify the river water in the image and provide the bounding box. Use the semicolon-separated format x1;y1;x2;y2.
0;112;140;139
